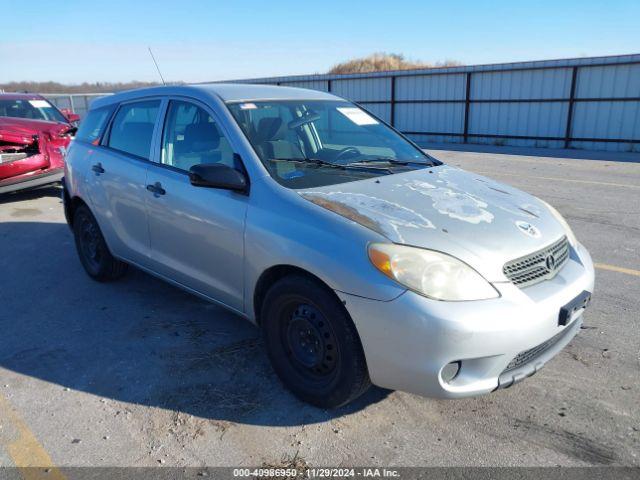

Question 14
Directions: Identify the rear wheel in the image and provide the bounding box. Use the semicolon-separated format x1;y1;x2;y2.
261;274;371;408
73;205;128;281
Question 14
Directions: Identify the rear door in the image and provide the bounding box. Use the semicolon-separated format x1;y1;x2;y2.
144;98;248;312
85;98;162;265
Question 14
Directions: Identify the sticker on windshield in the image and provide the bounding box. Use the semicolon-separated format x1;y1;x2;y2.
337;107;378;126
239;103;257;110
28;100;50;108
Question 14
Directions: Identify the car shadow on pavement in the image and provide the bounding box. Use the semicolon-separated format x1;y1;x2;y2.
0;185;62;205
0;221;390;427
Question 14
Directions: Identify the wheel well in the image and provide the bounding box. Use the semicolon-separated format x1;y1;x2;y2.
253;265;338;325
65;195;89;228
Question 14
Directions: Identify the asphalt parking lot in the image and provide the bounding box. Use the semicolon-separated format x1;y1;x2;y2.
0;146;638;469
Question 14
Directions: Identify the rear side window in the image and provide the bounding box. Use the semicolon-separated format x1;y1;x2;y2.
107;100;160;159
75;105;115;144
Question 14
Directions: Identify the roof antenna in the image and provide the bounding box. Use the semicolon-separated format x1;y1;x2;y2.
148;47;166;85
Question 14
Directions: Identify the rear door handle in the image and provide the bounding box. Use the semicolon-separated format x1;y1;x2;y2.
146;182;166;196
91;163;105;174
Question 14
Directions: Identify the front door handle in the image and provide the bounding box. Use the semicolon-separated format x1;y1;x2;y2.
146;182;166;196
91;163;105;174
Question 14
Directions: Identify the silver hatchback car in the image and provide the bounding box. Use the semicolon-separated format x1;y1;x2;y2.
63;84;594;408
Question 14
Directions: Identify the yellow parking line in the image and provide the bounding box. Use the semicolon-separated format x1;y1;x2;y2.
0;394;66;480
595;263;640;277
474;171;640;189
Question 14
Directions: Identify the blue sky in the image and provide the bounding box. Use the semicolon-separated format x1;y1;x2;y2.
1;0;638;84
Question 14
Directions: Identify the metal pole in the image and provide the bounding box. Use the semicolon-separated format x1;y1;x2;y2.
390;76;396;127
463;72;472;143
564;67;578;149
327;80;333;133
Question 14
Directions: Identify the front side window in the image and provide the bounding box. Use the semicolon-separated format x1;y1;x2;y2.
227;100;439;189
0;98;67;123
107;100;160;159
160;100;236;171
75;105;115;144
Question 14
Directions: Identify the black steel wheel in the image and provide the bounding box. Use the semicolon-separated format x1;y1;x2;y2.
73;204;128;282
261;274;370;408
284;303;339;379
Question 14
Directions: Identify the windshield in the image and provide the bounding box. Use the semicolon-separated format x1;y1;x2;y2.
0;98;67;123
227;100;440;188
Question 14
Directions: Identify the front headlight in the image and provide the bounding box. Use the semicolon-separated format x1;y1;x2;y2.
368;243;499;301
541;200;578;246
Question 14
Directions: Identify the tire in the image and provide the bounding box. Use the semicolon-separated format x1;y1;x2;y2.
73;204;128;282
261;274;371;408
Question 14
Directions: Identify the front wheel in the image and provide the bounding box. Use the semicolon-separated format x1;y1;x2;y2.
73;204;128;282
261;274;371;408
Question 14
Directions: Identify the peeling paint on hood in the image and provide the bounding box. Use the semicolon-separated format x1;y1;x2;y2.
300;191;434;242
403;179;494;224
299;164;567;282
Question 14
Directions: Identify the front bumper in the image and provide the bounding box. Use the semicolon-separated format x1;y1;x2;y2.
338;242;595;399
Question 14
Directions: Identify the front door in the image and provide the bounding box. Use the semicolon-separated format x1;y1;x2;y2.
145;99;247;312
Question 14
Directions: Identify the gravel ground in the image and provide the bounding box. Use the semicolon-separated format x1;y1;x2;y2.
0;146;638;468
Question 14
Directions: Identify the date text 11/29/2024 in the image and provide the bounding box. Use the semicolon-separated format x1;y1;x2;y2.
233;468;400;477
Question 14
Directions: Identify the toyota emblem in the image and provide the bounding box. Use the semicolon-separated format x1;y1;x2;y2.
545;254;556;271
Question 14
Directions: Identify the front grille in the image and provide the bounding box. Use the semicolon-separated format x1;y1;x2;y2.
503;326;569;372
503;236;570;288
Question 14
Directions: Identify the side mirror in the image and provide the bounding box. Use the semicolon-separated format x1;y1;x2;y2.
189;163;248;193
61;108;80;123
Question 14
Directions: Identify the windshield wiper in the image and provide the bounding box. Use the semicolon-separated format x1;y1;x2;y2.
347;157;437;167
269;158;394;173
269;157;347;170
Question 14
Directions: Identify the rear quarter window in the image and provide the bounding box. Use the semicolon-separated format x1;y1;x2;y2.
107;100;161;159
75;105;115;144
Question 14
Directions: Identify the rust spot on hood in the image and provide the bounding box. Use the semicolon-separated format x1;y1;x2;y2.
301;193;386;236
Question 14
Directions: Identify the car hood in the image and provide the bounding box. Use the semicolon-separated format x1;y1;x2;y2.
299;164;567;282
0;117;72;144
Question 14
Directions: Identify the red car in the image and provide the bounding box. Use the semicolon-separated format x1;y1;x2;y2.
0;93;79;194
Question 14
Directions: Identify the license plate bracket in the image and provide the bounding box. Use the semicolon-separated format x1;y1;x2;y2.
559;290;591;326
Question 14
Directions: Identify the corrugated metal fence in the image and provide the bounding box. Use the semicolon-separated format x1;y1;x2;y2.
230;54;640;152
42;54;640;152
43;93;110;119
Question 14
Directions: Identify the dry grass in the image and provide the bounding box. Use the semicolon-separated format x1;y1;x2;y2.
260;451;308;479
180;337;262;369
329;52;462;74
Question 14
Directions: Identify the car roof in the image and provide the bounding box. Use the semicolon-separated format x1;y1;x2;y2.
90;83;341;110
194;83;339;102
0;92;46;101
